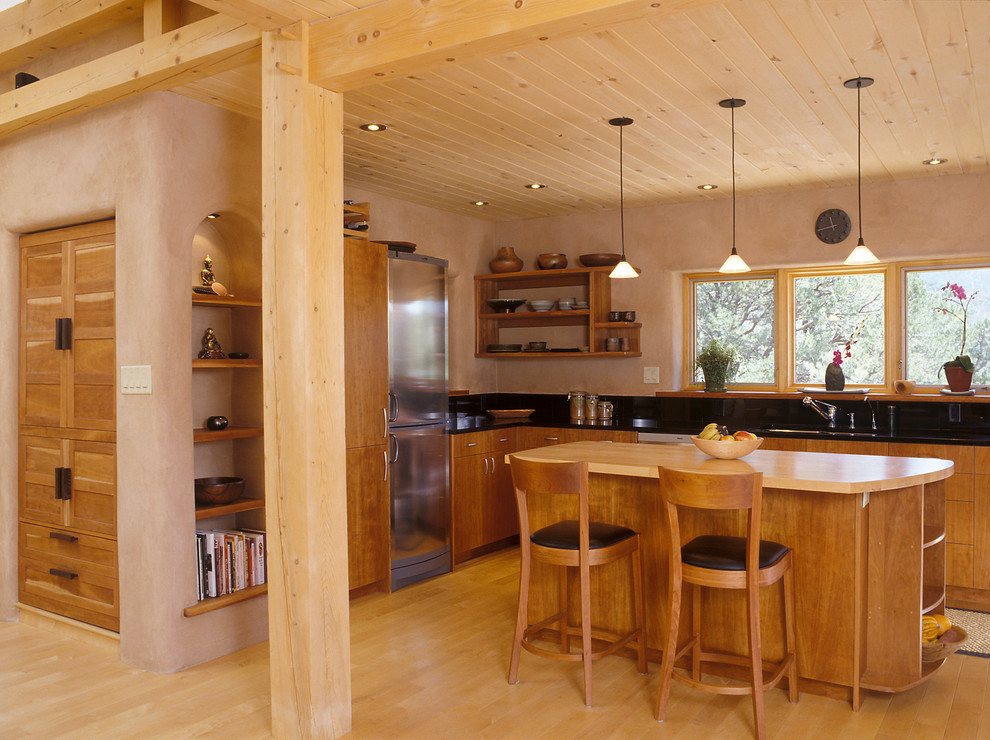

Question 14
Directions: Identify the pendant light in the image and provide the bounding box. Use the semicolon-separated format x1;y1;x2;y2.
608;117;638;279
718;98;750;274
843;76;879;265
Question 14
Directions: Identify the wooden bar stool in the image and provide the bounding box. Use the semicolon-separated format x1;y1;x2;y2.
507;455;647;706
655;466;798;739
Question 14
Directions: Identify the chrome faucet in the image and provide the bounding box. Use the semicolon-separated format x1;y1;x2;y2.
803;396;837;428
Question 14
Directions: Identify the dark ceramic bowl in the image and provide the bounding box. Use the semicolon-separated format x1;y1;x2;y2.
579;253;622;267
194;476;245;506
486;298;526;313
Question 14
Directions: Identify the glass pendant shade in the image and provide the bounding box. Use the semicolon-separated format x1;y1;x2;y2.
609;260;638;278
608;116;638;279
844;238;879;265
719;248;750;273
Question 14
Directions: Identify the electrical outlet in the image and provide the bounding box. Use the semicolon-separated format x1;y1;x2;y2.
949;403;961;423
643;366;660;384
120;365;152;394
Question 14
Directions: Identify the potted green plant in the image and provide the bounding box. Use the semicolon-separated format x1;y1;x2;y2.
696;338;738;393
936;282;977;392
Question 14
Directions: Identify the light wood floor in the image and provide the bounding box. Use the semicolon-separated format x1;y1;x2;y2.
3;548;990;739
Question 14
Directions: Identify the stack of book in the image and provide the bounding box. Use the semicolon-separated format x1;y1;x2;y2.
195;529;266;600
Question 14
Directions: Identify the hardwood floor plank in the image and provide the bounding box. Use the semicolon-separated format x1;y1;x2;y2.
3;547;990;739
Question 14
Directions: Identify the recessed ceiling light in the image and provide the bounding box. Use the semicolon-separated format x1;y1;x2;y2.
472;200;489;206
698;184;717;191
922;157;947;166
207;213;220;219
359;123;387;132
525;183;547;190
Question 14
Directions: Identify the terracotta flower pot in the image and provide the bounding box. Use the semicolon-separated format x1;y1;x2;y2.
944;365;973;393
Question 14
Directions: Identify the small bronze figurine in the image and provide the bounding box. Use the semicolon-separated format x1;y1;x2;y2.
198;327;225;359
200;255;215;287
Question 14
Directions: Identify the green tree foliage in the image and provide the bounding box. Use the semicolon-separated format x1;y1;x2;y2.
793;273;885;385
694;278;775;384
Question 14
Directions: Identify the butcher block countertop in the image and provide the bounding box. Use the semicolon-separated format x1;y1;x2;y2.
508;440;954;494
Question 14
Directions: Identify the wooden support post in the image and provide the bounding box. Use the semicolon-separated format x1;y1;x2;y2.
261;21;352;740
143;0;181;39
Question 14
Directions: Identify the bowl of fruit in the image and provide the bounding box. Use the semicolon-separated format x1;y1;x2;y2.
922;614;968;662
691;423;763;459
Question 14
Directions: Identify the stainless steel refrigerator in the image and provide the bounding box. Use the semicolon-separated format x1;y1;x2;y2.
387;250;450;590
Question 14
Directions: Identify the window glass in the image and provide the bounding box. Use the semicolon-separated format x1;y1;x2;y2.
905;267;990;384
693;277;775;384
793;272;885;385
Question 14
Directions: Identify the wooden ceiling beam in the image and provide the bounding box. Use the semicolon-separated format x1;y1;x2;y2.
0;0;143;74
192;0;363;30
0;14;260;139
308;0;729;91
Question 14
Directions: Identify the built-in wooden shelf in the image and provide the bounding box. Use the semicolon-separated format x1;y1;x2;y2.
195;497;265;520
183;583;268;617
191;293;262;308
193;426;263;443
923;526;946;549
192;358;262;368
478;351;642;358
656;390;990;403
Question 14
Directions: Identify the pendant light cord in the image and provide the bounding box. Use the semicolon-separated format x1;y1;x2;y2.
731;103;736;253
856;81;863;243
619;122;626;259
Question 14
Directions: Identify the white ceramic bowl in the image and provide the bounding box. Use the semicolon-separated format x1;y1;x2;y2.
690;434;763;459
528;299;555;312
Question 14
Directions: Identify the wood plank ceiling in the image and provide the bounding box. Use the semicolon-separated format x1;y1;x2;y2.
177;1;989;222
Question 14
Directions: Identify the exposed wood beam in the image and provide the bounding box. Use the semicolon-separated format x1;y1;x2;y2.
143;0;182;39
193;0;361;31
261;21;352;740
308;0;730;91
0;0;143;74
0;14;260;140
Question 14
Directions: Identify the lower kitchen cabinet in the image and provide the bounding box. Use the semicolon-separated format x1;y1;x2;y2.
345;444;390;593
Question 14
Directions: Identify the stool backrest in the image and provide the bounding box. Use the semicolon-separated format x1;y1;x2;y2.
658;466;765;574
509;455;590;545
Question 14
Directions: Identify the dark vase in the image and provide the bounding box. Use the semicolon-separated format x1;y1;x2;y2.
944;366;973;393
489;246;523;273
824;363;845;391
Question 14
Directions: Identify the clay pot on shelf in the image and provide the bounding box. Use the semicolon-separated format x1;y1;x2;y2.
489;247;523;273
944;365;973;393
536;253;567;270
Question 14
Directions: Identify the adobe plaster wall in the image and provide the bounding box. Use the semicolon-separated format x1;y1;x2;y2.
492;172;990;396
0;92;268;672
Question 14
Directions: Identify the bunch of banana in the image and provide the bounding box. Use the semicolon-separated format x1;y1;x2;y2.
698;423;723;440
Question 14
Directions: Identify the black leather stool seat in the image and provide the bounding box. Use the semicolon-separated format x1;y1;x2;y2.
532;520;636;550
682;534;789;571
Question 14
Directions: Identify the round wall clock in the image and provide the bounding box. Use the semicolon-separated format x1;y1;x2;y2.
815;209;852;244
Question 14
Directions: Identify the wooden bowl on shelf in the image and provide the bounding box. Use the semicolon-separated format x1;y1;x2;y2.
579;253;622;267
194;476;245;506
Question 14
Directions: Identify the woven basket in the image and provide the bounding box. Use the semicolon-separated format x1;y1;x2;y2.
921;624;968;662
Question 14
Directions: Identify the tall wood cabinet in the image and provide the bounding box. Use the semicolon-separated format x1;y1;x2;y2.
343;214;390;594
18;220;119;631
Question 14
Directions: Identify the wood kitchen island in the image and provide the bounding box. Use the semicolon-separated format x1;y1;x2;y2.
508;441;955;708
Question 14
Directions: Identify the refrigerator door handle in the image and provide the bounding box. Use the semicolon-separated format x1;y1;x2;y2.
387;392;398;423
388;433;398;464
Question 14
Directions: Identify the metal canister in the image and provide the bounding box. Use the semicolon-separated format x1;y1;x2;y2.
584;393;598;420
597;400;613;420
568;390;586;420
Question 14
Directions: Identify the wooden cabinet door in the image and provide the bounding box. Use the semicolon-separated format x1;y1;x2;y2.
490;452;519;542
20;244;65;428
67;234;116;431
19;435;65;528
65;440;116;536
345;444;390;591
344;240;388;449
452;453;487;560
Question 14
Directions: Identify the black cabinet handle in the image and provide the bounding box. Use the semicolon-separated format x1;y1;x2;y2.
48;531;78;543
55;317;72;350
54;467;72;500
49;568;78;580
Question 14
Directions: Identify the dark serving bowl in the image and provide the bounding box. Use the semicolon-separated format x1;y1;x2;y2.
194;476;245;506
486;298;526;313
579;253;622;267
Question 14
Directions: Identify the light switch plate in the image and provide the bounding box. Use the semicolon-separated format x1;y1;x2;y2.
120;365;152;394
643;366;660;384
